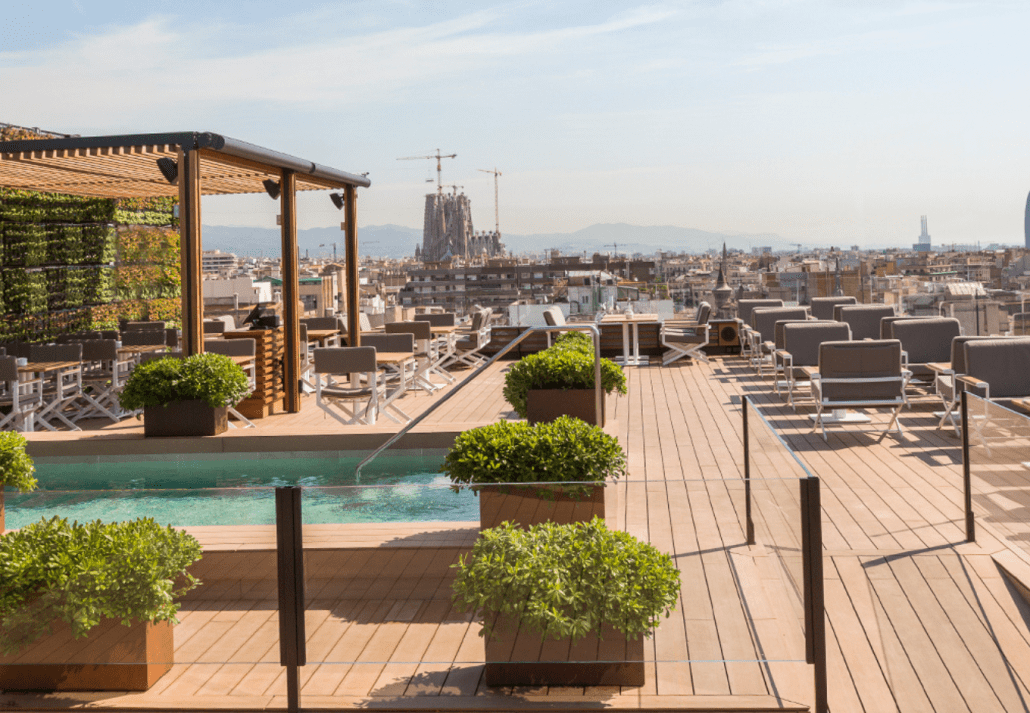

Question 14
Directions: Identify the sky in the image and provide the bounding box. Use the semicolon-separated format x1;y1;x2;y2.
3;0;1030;247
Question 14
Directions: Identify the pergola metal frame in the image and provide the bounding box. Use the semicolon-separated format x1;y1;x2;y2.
0;131;371;413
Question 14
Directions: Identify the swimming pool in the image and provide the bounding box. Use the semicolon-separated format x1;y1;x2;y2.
3;450;478;529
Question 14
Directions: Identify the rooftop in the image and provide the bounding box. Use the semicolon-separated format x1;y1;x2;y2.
8;355;1030;712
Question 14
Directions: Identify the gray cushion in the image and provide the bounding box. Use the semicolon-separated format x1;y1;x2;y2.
964;338;1030;398
892;318;961;365
738;299;783;326
810;296;857;321
837;305;895;341
817;339;903;401
782;322;852;368
752;308;808;342
361;333;415;353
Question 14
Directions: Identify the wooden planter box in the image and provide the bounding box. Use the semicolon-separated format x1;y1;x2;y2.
225;328;283;419
0;619;173;692
144;400;228;437
478;483;616;530
526;388;605;427
484;615;645;687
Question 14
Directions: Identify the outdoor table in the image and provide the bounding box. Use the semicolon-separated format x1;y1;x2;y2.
307;329;341;347
600;314;660;366
375;350;417;424
428;325;458;383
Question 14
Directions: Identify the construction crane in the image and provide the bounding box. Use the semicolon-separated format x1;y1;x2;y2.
396;149;456;195
477;167;502;235
441;183;464;196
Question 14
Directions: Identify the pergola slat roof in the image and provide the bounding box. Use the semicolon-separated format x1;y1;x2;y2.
0;131;370;197
0;130;370;416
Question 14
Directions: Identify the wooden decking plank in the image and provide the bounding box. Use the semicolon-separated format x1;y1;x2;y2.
912;555;1030;712
865;557;972;713
823;564;897;711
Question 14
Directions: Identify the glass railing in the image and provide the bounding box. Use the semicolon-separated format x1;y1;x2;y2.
744;396;823;679
964;393;1030;556
291;477;810;702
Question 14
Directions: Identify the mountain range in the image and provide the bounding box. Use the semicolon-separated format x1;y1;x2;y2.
199;223;794;259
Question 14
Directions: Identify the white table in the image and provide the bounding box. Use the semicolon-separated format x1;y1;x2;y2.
600;314;660;366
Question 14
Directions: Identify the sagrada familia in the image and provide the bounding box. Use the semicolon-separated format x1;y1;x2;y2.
416;192;504;262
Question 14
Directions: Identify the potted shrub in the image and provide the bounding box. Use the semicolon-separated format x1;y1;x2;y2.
0;432;37;532
453;518;681;686
0;516;202;691
502;331;626;426
119;352;252;437
442;416;626;530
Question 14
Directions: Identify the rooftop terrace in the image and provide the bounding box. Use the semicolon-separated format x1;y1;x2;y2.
6;355;1030;713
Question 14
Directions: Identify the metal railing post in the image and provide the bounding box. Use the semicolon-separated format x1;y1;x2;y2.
961;390;975;542
276;486;306;713
356;324;603;476
743;394;754;545
801;477;827;713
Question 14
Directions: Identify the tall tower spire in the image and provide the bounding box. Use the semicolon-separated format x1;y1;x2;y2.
1025;191;1030;250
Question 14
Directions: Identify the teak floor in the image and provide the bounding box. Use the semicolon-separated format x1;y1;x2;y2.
7;356;1030;713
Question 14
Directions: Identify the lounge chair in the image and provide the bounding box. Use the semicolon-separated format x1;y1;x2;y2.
836;305;895;341
960;337;1030;408
934;335;995;435
880;314;932;340
809;296;856;321
313;347;384;426
661;305;711;366
891;318;961;387
769;318;829;394
736;299;783;360
809;339;908;441
750;307;808;375
446;309;492;369
776;321;852;409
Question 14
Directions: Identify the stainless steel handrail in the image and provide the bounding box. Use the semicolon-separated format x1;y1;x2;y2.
355;324;602;476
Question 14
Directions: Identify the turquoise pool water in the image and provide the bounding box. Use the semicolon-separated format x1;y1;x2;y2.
3;450;477;529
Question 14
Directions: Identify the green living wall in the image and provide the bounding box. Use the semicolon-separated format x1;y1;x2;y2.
1;125;182;341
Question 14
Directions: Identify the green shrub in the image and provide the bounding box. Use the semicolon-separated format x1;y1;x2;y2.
502;344;627;419
0;432;37;493
551;330;594;351
0;517;202;654
119;352;252;411
441;416;626;489
452;518;681;642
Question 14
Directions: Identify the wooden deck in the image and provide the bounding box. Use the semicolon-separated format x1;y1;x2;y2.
7;356;1030;712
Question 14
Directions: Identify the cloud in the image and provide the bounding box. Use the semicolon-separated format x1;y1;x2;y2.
0;5;675;126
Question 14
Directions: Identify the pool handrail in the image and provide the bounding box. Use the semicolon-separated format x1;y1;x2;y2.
355;324;602;476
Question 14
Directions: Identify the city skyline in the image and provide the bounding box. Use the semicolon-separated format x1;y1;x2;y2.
3;1;1030;246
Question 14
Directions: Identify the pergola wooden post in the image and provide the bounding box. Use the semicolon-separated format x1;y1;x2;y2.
344;185;360;347
280;170;301;412
178;148;204;356
0;131;370;420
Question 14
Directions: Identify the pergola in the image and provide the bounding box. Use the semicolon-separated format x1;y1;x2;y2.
0;131;371;412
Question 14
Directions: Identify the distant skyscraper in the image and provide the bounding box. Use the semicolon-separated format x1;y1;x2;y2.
1025;191;1030;249
913;215;932;252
